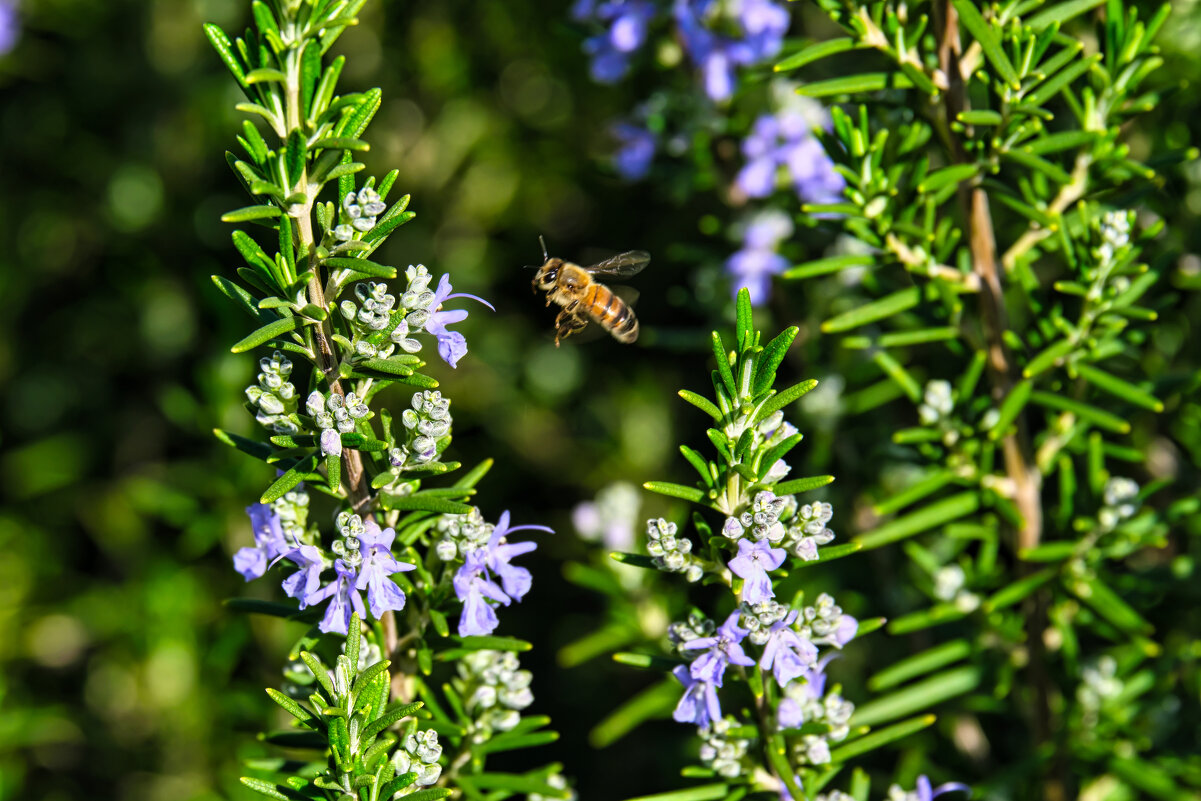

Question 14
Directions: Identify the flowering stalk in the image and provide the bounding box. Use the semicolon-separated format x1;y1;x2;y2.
608;290;967;799
206;2;567;798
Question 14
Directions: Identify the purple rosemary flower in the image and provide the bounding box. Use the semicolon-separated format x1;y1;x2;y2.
672;664;721;728
355;519;416;618
310;560;366;636
0;1;18;56
424;274;494;368
234;504;289;580
735;111;844;203
728;538;786;604
914;776;972;801
828;614;859;647
684;611;755;686
726;210;792;305
759;611;819;686
453;550;511;637
612;122;657;180
776;655;833;728
485;511;549;601
674;0;789;101
452;511;546;636
576;0;656;83
281;543;325;608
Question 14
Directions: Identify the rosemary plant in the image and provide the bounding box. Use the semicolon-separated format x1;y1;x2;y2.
600;290;966;801
205;2;568;798
774;1;1200;798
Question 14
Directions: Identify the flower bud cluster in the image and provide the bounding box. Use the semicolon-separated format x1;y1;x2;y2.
698;717;752;778
798;593;857;648
400;264;437;323
386;390;452;477
331;511;367;571
458;650;534;741
1096;209;1132;265
782;681;854;747
433;507;492;562
782;501;835;561
918;380;954;426
669;612;716;659
340;281;396;333
335;186;386;241
647;518;703;582
722;490;789;543
738;600;789;646
391;729;443;788
246;351;302;434
932;564;980;613
272;486;311;545
1078;655;1122;728
1099;476;1139;532
307;390;370;456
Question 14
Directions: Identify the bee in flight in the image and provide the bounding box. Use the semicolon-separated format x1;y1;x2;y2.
531;237;650;347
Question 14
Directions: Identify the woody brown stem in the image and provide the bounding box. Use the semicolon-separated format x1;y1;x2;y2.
937;4;1055;795
284;35;397;696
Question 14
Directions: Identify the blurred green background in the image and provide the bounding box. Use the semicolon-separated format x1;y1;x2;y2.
2;1;1200;800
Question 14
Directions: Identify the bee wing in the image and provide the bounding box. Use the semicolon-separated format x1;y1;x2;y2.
612;285;640;308
584;250;650;278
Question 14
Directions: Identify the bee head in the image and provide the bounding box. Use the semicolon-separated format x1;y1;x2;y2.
532;258;562;292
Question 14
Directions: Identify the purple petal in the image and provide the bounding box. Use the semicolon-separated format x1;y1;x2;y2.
436;330;469;368
445;291;495;311
458;587;500;636
234;546;267;581
930;782;972;800
365;572;408;618
702;51;734;101
777;697;803;729
736;156;778;198
493;562;533;601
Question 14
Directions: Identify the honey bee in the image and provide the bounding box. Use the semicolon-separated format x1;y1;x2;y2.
531;237;650;347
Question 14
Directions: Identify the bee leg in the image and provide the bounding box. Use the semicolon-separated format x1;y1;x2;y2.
553;309;586;348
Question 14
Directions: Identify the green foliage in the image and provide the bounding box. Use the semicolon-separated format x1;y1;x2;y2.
773;0;1201;797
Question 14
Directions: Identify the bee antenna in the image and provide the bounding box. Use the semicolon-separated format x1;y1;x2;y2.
538;235;549;263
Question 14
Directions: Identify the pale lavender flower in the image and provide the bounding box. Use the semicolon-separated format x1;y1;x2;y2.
674;0;790;101
672;664;721;727
759;611;818;686
484;511;549;601
424;274;494;368
355;519;416;618
776;655;833;728
612;122;657;180
735;111;844;204
0;1;18;56
830;614;858;647
684;611;755;686
915;776;972;801
281;543;325;608
726;209;792;305
453;550;511;637
728;538;786;603
310;560;366;635
234;504;288;580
